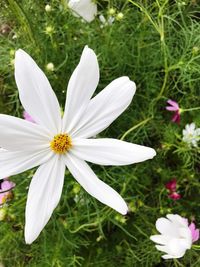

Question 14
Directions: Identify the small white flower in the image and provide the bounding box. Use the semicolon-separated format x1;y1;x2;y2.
99;14;106;24
12;34;18;39
182;123;200;147
68;0;97;23
0;46;156;244
99;15;114;27
150;214;193;259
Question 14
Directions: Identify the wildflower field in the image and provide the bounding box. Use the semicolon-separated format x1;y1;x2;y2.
1;0;200;266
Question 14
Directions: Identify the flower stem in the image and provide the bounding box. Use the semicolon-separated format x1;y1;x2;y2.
173;259;185;267
120;117;152;141
181;107;200;112
192;245;200;250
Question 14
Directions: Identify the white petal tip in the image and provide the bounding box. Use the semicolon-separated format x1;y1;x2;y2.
116;202;129;215
25;236;33;245
15;49;26;57
25;228;38;245
150;235;155;241
120;209;128;216
82;45;95;56
15;49;30;66
150;148;157;158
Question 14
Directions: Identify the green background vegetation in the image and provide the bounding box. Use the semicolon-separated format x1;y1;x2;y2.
1;0;200;266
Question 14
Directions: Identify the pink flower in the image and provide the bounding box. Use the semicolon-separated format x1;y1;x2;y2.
166;99;181;124
165;178;181;200
168;191;181;200
165;178;177;192
0;178;16;205
23;110;35;123
189;222;200;243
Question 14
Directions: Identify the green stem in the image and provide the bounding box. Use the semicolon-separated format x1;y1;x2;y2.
6;0;38;52
120;117;152;141
192;245;200;250
181;107;200;112
173;259;185;267
69;222;98;233
128;0;159;33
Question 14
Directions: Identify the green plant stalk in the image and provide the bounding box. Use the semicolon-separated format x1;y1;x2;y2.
120;117;153;141
6;0;38;52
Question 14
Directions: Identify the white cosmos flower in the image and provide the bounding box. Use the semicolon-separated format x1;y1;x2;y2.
0;46;156;244
68;0;97;23
150;214;193;259
182;123;200;147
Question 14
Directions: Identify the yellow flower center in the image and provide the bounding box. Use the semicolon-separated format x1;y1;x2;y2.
50;133;72;154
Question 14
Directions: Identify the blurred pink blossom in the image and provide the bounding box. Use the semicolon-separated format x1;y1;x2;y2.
189;222;200;243
165;178;181;200
0;178;16;205
166;99;181;124
165;178;177;192
23;111;35;123
168;191;181;200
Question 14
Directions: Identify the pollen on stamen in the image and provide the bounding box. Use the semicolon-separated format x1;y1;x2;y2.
50;133;72;154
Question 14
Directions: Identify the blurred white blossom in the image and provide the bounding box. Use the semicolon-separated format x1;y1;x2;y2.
182;123;200;147
150;214;199;259
68;0;97;22
99;14;114;28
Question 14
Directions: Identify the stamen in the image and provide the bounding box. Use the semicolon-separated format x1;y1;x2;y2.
50;133;72;154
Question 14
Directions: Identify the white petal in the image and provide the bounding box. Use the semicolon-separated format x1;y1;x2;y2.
15;49;61;134
64;153;128;215
150;235;170;245
179;228;192;246
71;77;136;138
155;245;170;254
162;253;186;259
166;214;188;227
0;114;51;151
71;138;156;165
162;254;177;259
68;0;97;22
190;123;196;131
25;155;65;244
156;218;178;236
62;46;99;133
0;149;53;179
167;238;187;258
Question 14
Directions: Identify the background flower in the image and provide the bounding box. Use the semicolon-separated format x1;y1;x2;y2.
150;214;198;259
166;99;181;124
182;123;200;147
68;0;97;22
165;179;181;200
189;222;199;242
0;178;15;205
165;178;177;192
23;111;35;123
168;192;181;200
